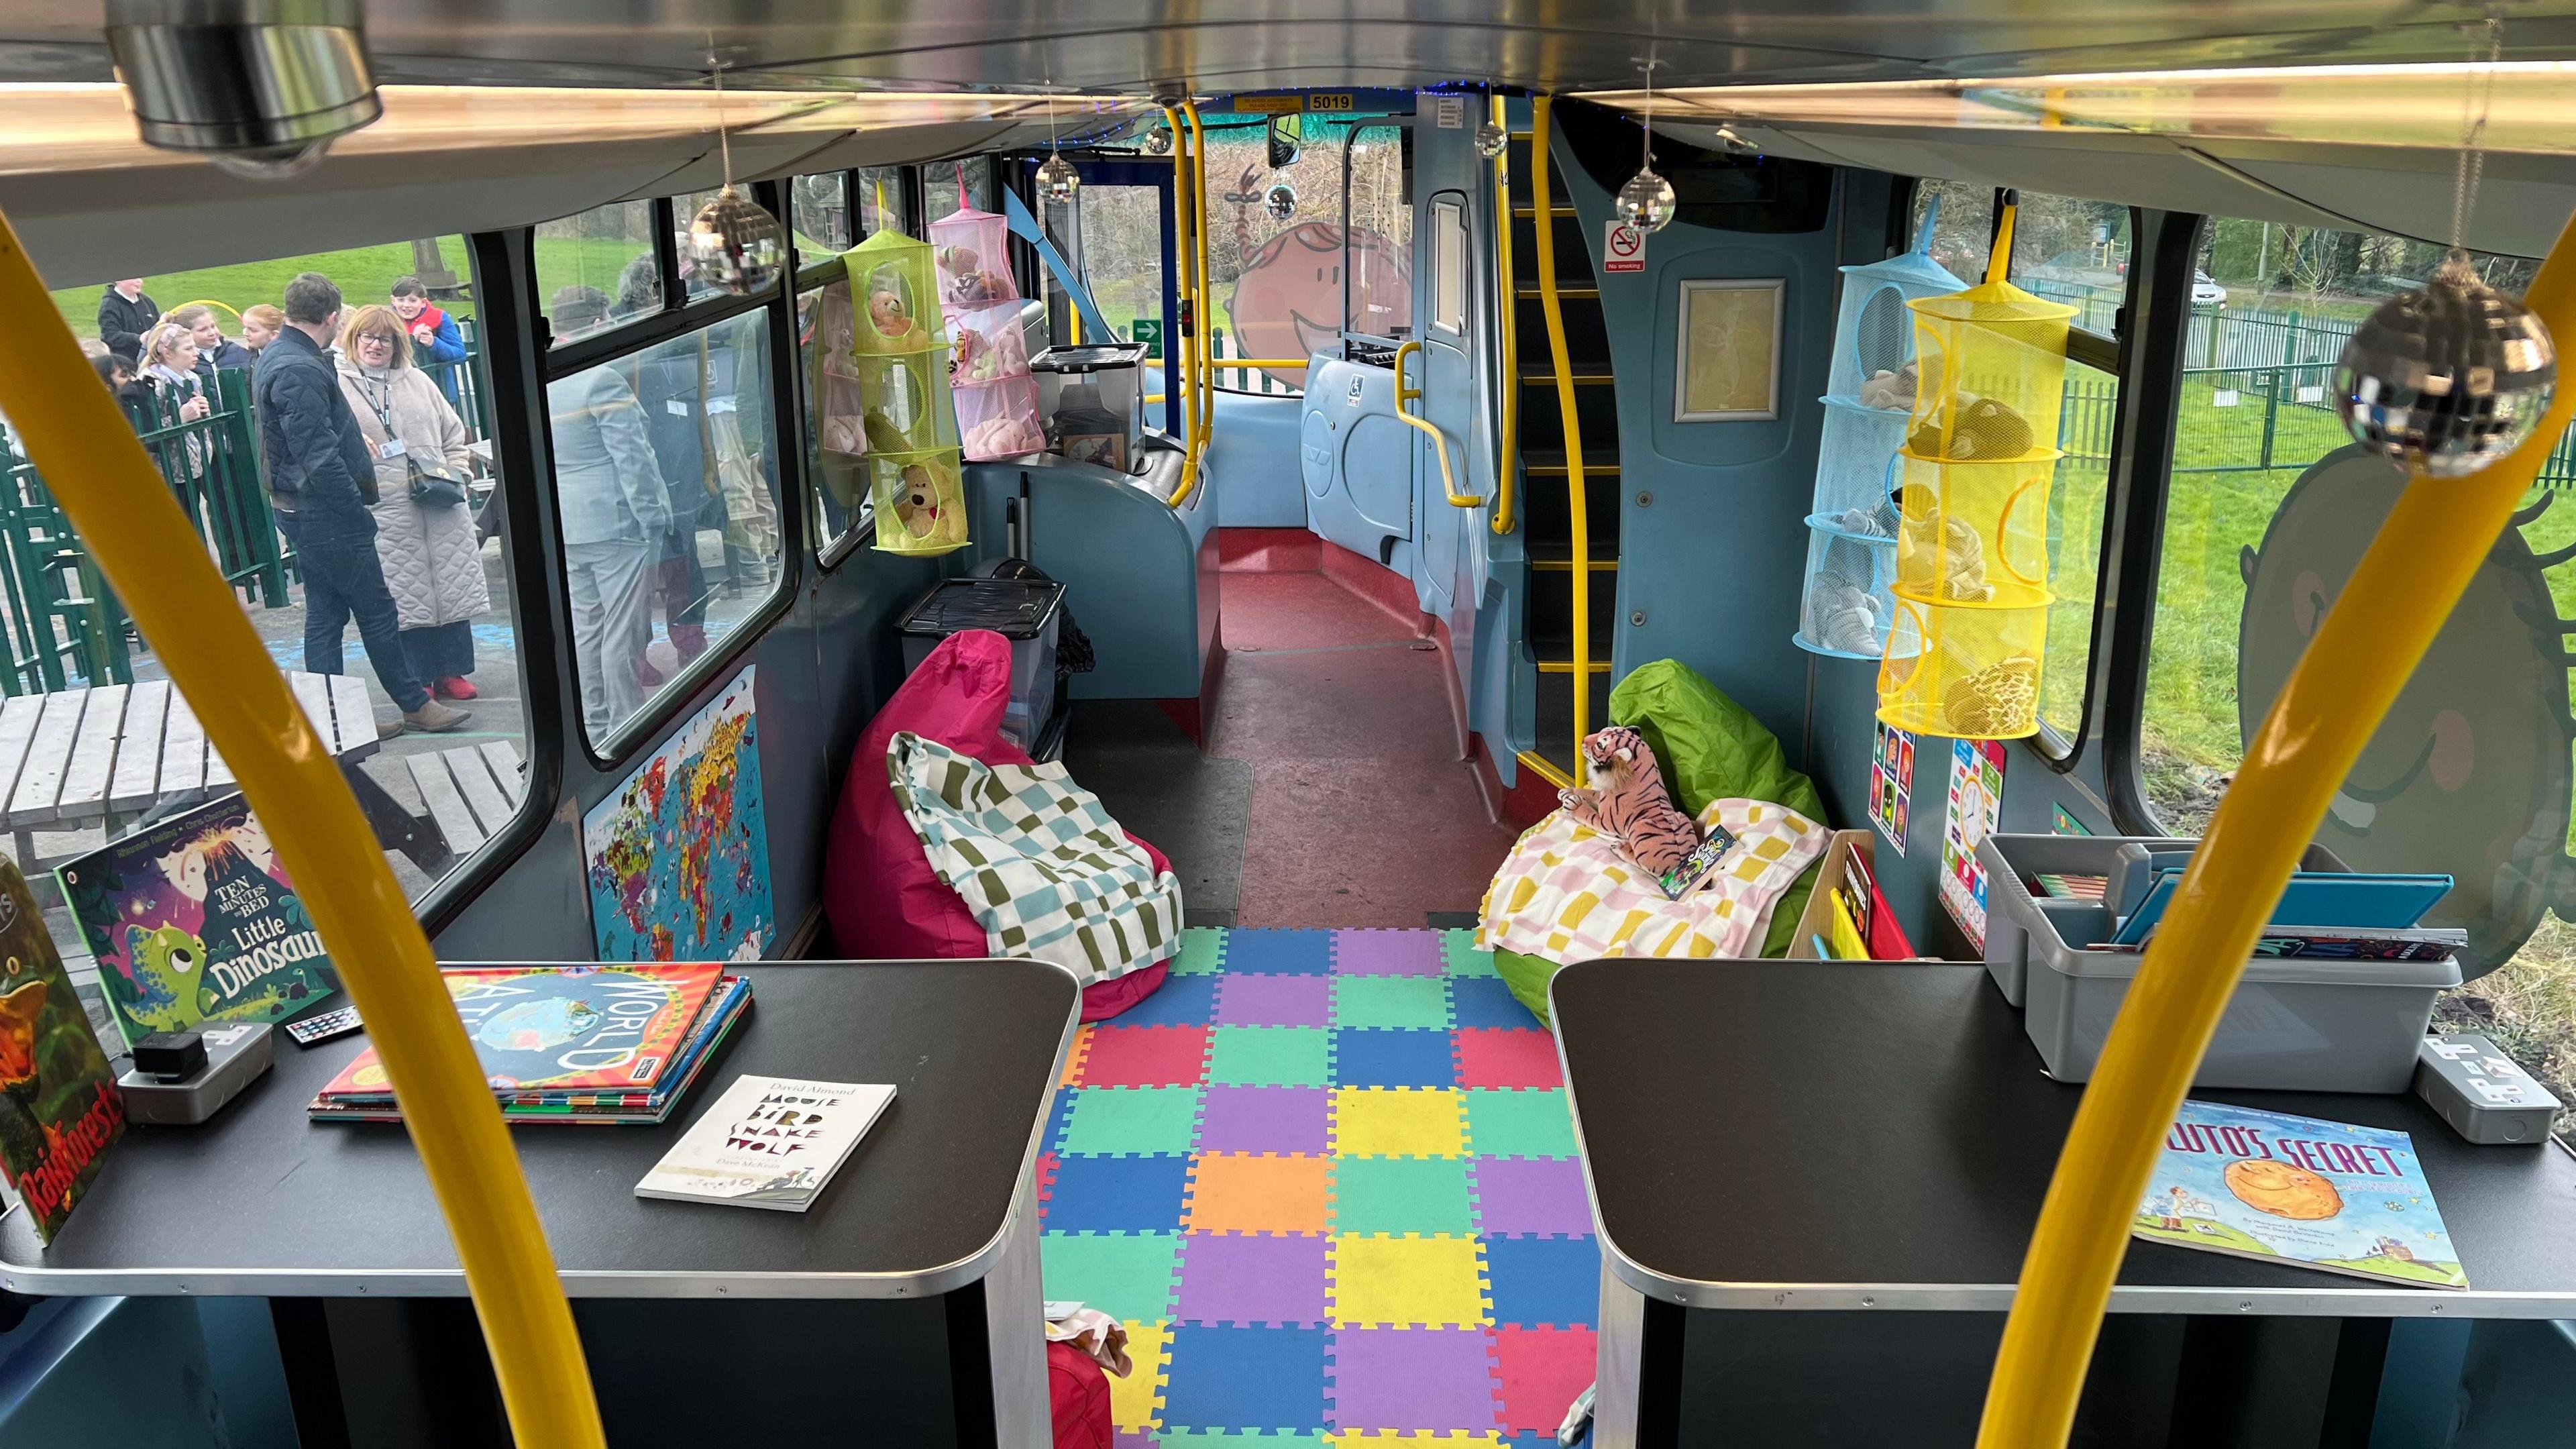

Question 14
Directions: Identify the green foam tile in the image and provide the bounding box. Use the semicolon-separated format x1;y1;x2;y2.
1441;927;1500;977
1173;926;1227;975
1332;975;1451;1030
1039;1231;1183;1323
1206;1026;1332;1087
1058;1085;1204;1157
1330;1155;1479;1236
1464;1087;1578;1159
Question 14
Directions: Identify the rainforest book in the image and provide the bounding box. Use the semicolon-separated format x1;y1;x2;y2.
635;1074;894;1211
0;857;124;1244
57;793;341;1049
2133;1101;2466;1289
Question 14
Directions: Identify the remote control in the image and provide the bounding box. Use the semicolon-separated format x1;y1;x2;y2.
284;1004;364;1048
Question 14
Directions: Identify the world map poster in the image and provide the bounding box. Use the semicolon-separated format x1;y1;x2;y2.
584;664;774;963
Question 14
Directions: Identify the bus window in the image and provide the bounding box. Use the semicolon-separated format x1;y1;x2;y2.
793;173;855;256
856;166;912;239
1346;123;1414;341
1201;115;1399;392
1910;178;1996;287
800;273;867;556
543;310;785;750
36;242;533;911
536;200;662;342
925;158;996;221
2142;216;2576;1133
1074;180;1167;356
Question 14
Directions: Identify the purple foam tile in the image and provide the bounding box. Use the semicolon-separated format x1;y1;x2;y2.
1215;973;1334;1028
1197;1084;1331;1156
1327;1326;1502;1431
1114;1434;1158;1449
1177;1233;1330;1326
1331;929;1447;977
1470;1157;1595;1237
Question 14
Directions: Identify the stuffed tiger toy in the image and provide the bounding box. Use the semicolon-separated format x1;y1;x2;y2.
1557;727;1702;879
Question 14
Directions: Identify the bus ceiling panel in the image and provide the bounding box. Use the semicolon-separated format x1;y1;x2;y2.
8;1;2576;92
767;123;1032;179
2194;146;2576;260
4;152;685;288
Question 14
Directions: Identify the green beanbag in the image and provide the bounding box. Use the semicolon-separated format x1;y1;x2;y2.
1494;659;1829;1025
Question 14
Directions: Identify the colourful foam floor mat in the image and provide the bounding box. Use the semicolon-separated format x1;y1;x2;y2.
1038;926;1601;1445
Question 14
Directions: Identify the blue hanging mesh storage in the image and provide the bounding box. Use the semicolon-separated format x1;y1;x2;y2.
1799;208;1967;659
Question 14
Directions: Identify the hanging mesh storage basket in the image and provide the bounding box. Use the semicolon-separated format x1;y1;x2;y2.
1797;206;1968;660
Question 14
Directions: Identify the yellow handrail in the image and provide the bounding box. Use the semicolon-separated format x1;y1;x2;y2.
1976;204;2576;1448
1160;103;1199;492
1212;358;1311;368
1394;339;1475;507
0;219;604;1444
1169;101;1216;508
1529;95;1595;760
1491;91;1519;535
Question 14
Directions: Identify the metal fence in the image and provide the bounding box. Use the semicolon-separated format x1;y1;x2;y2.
0;320;488;696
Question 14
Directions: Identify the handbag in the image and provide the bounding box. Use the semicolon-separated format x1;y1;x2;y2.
406;454;469;509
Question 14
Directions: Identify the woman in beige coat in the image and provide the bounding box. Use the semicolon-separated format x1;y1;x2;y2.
335;305;492;700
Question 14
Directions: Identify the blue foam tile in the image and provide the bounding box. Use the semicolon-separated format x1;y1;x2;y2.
1118;972;1220;1027
1220;928;1335;977
1160;1323;1330;1432
1041;1154;1192;1235
1483;1235;1603;1329
1450;975;1540;1030
1043;1089;1079;1154
1332;1028;1459;1089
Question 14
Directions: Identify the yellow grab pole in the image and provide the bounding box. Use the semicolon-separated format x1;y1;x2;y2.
0;214;606;1449
1530;95;1593;757
1173;98;1216;507
1976;205;2576;1448
1159;105;1199;470
1492;91;1519;536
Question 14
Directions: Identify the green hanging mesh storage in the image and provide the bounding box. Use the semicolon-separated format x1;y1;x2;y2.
1796;211;1966;660
1874;205;2076;739
844;227;969;557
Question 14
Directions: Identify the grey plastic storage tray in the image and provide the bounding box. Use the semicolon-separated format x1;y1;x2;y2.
1977;833;2455;1093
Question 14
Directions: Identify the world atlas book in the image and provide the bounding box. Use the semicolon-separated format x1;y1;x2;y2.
635;1074;894;1212
313;962;725;1104
2132;1101;2466;1289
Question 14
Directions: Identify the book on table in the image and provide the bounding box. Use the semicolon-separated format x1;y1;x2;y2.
308;963;751;1125
2132;1101;2467;1289
0;857;125;1244
635;1074;895;1211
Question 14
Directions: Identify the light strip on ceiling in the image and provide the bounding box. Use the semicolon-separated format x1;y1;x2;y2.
0;83;1144;175
1580;62;2576;156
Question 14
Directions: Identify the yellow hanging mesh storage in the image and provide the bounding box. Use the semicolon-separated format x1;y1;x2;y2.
1875;206;2076;739
845;225;970;557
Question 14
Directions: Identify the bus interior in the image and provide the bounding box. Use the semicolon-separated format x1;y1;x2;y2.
0;3;2574;1446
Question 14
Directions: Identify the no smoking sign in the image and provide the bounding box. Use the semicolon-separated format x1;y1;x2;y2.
1603;219;1646;273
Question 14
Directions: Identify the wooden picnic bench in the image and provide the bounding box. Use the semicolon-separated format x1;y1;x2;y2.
402;741;527;858
0;670;382;864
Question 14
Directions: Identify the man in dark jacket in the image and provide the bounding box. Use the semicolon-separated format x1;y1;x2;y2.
96;279;158;363
255;271;469;735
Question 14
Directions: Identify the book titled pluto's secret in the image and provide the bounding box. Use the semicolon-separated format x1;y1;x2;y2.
2133;1101;2465;1289
634;1074;893;1212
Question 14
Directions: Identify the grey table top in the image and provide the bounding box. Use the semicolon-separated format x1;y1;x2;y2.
1;959;1079;1299
1552;959;2576;1318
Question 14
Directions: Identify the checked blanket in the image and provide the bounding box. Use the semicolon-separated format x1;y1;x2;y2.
890;731;1183;984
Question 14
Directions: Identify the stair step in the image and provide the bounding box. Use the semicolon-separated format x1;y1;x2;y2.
1521;368;1615;386
1515;282;1600;299
1536;660;1613;674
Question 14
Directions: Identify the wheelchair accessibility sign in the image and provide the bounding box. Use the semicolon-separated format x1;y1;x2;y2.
1603;219;1646;272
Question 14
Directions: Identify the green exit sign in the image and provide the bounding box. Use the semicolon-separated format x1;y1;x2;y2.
1132;317;1164;356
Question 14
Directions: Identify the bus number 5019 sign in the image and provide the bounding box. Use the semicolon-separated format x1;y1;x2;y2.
1603;219;1646;273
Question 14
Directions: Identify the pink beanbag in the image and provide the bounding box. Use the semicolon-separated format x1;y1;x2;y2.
822;629;1169;1020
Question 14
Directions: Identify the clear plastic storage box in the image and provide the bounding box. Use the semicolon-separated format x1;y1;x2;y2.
1976;833;2457;1092
896;577;1065;751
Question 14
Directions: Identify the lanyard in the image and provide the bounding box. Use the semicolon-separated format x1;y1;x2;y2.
353;372;398;437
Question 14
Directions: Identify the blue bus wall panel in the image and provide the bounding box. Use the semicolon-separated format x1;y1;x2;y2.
0;1295;242;1447
959;458;1219;700
433;517;945;962
1209;386;1309;528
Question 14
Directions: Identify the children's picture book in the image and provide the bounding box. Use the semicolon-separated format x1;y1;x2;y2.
0;857;123;1244
2133;1101;2467;1289
316;963;726;1099
1656;824;1737;900
58;794;340;1049
635;1074;895;1211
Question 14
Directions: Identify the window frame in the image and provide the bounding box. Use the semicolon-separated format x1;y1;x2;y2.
533;178;810;772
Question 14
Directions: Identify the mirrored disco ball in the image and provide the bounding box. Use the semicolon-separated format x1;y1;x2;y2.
1617;167;1676;233
1037;153;1081;205
1476;122;1508;159
1264;180;1297;221
686;186;785;296
2337;256;2557;478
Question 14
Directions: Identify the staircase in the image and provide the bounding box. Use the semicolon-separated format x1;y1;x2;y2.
1505;117;1621;785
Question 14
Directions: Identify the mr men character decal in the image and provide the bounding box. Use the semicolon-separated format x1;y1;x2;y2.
1226;221;1413;389
2237;445;2576;977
